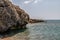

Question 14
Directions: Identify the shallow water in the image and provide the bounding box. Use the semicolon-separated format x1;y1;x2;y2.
0;20;60;40
27;20;60;40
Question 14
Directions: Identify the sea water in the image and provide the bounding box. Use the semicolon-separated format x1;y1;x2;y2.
27;20;60;40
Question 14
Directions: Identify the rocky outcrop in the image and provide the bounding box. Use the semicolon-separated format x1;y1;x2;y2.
29;19;45;23
0;0;29;32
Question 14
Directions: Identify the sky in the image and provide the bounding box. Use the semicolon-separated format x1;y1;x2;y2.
10;0;60;20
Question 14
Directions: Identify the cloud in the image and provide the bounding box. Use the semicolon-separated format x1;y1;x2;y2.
34;0;43;4
24;0;33;4
24;1;31;4
24;0;43;4
34;0;38;3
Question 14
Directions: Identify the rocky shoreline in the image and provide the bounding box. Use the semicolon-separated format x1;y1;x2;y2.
0;0;45;40
0;0;30;32
0;0;44;33
29;19;45;23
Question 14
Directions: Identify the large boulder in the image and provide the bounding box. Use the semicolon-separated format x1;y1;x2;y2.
0;0;29;32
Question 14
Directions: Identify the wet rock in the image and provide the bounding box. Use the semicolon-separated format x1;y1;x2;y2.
0;0;29;32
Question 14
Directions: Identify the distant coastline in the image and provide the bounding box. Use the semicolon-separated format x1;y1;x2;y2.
29;19;45;23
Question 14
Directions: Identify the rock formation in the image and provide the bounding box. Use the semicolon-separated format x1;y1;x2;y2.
29;19;44;23
0;0;45;33
0;0;29;32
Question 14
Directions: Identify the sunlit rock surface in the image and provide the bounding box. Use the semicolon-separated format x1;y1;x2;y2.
0;0;29;32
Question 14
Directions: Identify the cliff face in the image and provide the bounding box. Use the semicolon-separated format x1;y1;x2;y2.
0;0;29;32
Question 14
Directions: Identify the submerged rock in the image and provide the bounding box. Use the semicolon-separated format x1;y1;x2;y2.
0;0;29;32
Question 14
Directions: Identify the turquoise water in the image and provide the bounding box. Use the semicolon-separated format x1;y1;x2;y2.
27;20;60;40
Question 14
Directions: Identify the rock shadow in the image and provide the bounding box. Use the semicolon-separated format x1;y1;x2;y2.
0;28;27;39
